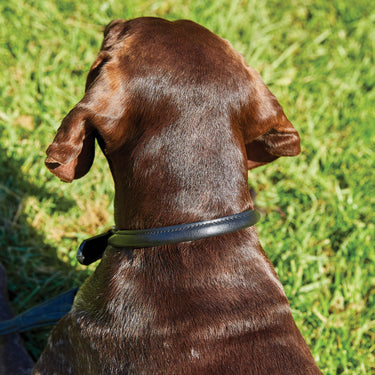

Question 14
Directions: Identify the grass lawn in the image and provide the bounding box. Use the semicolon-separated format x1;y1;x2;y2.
1;0;374;373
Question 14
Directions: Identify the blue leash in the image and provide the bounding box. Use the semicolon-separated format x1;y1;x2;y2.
0;288;77;335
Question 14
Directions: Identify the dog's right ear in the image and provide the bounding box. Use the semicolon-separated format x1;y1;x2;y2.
241;67;301;170
45;21;125;183
45;106;95;183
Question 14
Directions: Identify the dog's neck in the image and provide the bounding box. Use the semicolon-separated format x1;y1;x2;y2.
106;121;253;231
111;185;253;231
110;167;253;231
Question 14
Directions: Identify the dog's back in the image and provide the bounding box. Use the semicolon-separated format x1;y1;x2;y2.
34;17;321;374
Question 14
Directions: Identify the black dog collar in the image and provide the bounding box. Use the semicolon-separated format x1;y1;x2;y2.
77;209;260;265
0;210;260;335
109;209;260;248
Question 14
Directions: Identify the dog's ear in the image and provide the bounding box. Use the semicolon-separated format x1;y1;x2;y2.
45;29;115;183
45;106;95;183
242;67;301;170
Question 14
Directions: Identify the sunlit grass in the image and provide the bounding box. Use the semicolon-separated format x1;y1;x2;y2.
1;0;374;372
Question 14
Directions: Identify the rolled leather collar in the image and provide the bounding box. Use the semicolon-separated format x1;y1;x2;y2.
1;210;260;334
77;209;260;265
109;209;259;248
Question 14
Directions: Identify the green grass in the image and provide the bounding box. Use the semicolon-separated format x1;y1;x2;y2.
1;0;374;372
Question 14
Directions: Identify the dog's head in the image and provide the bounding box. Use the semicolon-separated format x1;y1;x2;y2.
45;17;300;184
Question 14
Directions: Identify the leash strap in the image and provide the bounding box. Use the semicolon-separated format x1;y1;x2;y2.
0;288;78;335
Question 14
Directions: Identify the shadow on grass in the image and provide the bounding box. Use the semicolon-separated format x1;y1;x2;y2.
0;143;91;360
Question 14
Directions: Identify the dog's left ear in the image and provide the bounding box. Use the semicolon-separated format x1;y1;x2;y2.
45;106;95;182
242;67;301;170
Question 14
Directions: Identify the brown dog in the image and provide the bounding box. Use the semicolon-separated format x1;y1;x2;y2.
34;17;322;374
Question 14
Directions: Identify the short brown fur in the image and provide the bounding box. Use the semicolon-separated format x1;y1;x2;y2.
34;17;321;374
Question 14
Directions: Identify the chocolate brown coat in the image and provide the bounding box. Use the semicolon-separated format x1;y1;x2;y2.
34;17;321;374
